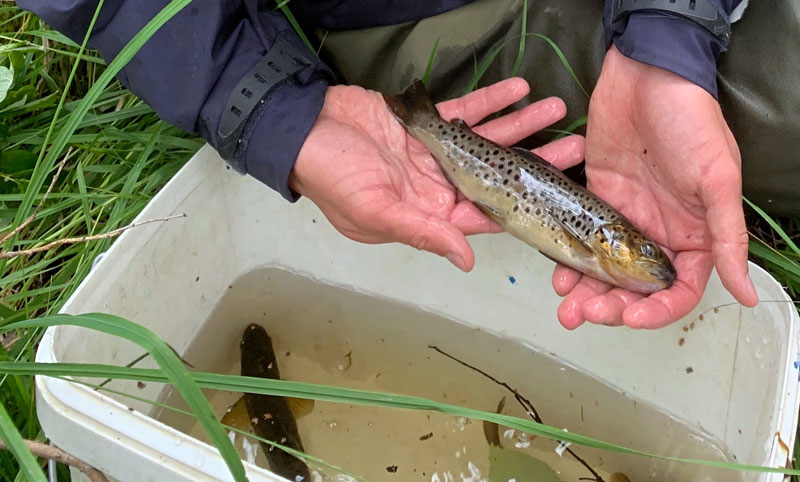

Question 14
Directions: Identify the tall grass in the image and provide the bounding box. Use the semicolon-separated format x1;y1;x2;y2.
0;2;798;481
0;4;200;480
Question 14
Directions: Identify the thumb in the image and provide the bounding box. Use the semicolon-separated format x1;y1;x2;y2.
378;202;475;271
701;171;758;307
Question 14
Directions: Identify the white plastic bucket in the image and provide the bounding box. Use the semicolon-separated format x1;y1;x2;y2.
35;145;800;482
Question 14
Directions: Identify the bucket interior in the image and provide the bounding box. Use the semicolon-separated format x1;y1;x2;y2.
48;147;797;482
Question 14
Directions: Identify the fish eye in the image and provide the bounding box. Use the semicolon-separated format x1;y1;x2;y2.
640;243;656;258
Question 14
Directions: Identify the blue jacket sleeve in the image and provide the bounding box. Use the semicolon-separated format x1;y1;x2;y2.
603;0;746;99
16;0;334;202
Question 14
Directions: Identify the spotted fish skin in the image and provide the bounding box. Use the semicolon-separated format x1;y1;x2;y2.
383;80;676;293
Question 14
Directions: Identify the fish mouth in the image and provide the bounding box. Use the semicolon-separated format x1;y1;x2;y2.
653;263;677;284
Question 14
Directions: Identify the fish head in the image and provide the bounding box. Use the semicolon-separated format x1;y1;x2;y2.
591;223;677;293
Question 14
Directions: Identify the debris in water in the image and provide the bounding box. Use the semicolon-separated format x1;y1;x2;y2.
508;276;516;284
419;432;433;441
386;465;398;473
678;338;685;346
137;381;146;389
611;473;632;482
686;367;694;374
337;351;353;371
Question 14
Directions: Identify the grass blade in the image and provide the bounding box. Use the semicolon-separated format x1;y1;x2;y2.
3;357;799;477
422;36;441;86
0;401;46;482
749;240;800;280
550;114;587;140
510;0;527;78
4;314;247;482
462;40;506;95
8;0;192;246
529;33;589;98
745;196;800;257
279;5;314;54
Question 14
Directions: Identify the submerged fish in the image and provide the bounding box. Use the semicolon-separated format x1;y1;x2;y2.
382;80;676;293
240;323;310;481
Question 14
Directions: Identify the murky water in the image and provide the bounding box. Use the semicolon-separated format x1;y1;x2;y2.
154;268;744;482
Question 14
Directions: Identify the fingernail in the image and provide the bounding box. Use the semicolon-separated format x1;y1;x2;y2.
446;252;466;271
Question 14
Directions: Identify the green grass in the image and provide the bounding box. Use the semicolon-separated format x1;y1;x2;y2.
0;4;201;480
0;2;799;482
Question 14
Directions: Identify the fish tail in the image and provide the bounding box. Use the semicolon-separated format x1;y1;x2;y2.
382;79;438;127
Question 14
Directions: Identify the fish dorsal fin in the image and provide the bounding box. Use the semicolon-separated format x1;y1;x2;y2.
512;146;553;168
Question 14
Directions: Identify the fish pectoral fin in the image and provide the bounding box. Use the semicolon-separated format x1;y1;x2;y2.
551;214;595;257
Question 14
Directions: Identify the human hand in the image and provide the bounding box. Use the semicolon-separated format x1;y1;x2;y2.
290;79;585;271
553;45;758;330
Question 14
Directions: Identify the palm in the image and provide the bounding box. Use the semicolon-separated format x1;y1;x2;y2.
291;81;585;272
553;46;757;330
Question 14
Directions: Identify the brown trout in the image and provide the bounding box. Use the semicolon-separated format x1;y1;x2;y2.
240;323;309;481
383;80;676;293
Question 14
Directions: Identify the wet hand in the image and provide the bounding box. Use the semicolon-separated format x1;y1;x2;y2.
553;45;758;330
290;79;584;271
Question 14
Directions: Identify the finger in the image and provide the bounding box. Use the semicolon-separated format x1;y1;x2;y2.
700;171;758;307
531;135;586;171
583;289;645;326
622;250;713;329
450;200;505;235
379;201;475;272
557;276;612;330
472;97;566;146
552;263;581;296
436;78;530;126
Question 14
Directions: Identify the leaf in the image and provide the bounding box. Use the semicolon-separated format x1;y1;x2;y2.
488;445;562;482
0;66;13;104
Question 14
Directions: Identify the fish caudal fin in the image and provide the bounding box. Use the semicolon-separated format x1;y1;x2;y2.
382;79;438;127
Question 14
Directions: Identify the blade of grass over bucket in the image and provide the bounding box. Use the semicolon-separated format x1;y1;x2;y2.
2;313;799;480
5;314;247;482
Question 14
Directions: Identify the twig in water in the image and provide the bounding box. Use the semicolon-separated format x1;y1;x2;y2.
429;345;606;482
0;213;187;259
0;439;109;482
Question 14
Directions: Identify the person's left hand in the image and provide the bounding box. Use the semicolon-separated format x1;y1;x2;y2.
290;78;585;271
551;46;758;330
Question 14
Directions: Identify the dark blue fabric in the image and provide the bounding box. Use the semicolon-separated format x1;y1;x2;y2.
17;0;742;202
604;0;744;99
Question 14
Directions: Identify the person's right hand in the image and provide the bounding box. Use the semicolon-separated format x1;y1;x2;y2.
289;79;585;272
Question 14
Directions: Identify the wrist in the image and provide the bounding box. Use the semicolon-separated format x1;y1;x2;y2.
603;1;731;99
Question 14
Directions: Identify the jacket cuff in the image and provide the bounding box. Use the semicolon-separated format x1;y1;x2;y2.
235;77;328;202
604;7;726;98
